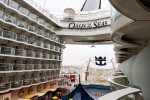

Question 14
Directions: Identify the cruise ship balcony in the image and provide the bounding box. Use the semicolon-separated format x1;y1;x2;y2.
13;64;25;71
11;80;23;89
41;64;48;70
46;76;52;81
32;78;40;84
24;64;34;70
0;63;13;72
0;82;11;92
33;64;41;70
40;77;46;82
23;79;32;86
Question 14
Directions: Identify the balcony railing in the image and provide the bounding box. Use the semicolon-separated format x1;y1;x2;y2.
15;49;26;56
40;77;46;82
29;13;37;21
4;14;18;25
38;18;45;25
47;76;52;81
34;64;41;70
32;78;40;84
16;34;28;42
28;25;36;32
43;53;49;58
11;80;23;88
0;63;13;71
13;64;25;71
0;0;8;4
28;38;36;45
18;20;28;29
0;46;14;55
0;63;58;71
2;30;16;39
18;7;30;16
23;79;32;86
35;52;41;58
0;82;11;91
8;0;19;10
25;64;34;70
26;51;34;57
42;64;48;69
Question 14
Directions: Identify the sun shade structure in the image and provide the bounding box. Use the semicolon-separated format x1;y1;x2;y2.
62;83;95;100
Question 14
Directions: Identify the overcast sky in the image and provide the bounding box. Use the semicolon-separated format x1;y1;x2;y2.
33;0;114;69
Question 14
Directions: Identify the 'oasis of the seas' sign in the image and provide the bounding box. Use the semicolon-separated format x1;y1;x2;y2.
68;19;110;29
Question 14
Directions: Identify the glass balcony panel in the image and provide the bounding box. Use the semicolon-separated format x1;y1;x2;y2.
28;25;36;32
44;33;49;38
16;34;28;42
43;53;48;58
47;76;52;81
48;65;53;69
18;7;30;16
23;79;32;86
0;82;11;91
13;64;25;70
38;18;45;25
8;0;19;10
11;80;23;88
42;64;48;69
0;63;13;71
34;64;41;70
18;20;28;28
36;41;42;47
43;43;49;48
35;52;41;58
0;10;4;20
32;78;39;84
45;23;51;29
26;51;34;57
36;29;44;35
25;64;33;70
49;54;54;59
40;77;46;82
15;49;24;56
0;46;14;55
4;14;18;25
28;38;36;45
29;13;37;21
2;30;16;39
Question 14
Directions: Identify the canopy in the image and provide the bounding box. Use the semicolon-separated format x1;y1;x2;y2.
62;83;95;100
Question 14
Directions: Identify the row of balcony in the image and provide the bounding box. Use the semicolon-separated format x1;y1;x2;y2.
0;76;59;91
0;63;61;72
0;46;62;60
0;10;64;45
0;28;63;53
0;0;55;30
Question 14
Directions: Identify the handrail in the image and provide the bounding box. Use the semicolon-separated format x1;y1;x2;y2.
97;87;141;100
107;75;128;88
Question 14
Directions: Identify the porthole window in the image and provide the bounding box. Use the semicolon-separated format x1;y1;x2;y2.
28;86;33;94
